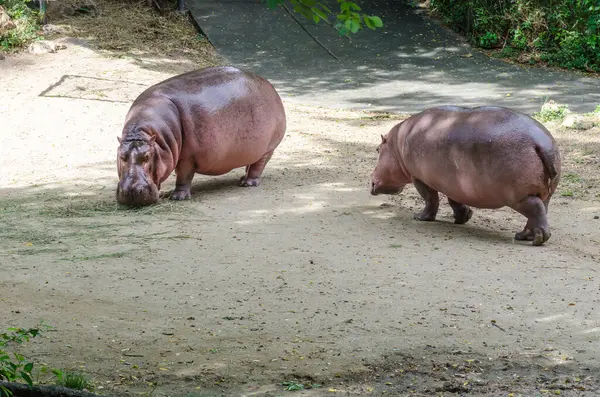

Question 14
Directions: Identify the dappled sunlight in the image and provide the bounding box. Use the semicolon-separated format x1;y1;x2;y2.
536;314;568;323
581;328;600;334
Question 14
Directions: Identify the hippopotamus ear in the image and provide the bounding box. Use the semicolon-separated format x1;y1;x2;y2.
380;134;387;144
117;136;122;144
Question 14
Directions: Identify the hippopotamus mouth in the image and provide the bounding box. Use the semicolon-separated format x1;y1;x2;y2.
371;181;405;196
116;178;160;207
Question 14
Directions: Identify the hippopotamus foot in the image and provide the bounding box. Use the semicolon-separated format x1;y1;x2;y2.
171;188;192;200
171;161;195;200
511;196;551;246
413;179;440;221
239;150;274;187
239;176;261;187
448;198;473;225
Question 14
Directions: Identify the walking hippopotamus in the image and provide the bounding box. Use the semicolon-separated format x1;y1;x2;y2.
116;66;287;207
370;106;561;246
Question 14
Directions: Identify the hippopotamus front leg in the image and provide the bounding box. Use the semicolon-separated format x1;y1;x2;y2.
171;159;195;200
510;196;551;246
413;179;439;221
240;150;274;187
448;198;474;225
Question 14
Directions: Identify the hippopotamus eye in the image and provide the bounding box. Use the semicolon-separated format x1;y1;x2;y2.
376;146;380;153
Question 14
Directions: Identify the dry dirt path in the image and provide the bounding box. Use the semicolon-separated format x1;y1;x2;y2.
1;39;600;397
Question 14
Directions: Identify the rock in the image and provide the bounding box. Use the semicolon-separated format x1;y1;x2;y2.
27;40;67;54
42;23;72;35
46;0;97;18
562;114;595;130
0;5;16;34
541;100;563;114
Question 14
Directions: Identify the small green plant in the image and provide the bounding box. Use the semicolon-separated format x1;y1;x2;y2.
282;381;305;391
0;326;44;397
534;103;570;122
478;31;498;48
54;371;95;392
281;381;322;391
561;190;574;197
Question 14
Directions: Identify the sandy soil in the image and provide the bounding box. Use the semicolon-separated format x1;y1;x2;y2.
1;37;600;397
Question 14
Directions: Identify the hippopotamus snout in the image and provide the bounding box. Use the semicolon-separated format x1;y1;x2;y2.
370;175;404;196
116;179;159;207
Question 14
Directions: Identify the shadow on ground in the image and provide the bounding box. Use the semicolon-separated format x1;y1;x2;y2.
187;0;600;114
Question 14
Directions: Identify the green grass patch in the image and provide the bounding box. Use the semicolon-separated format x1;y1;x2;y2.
55;371;95;392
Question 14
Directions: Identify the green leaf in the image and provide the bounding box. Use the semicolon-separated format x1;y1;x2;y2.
344;19;353;30
19;371;33;386
340;2;350;12
313;14;320;23
346;1;361;10
299;0;317;7
364;15;375;30
349;19;360;33
1;384;14;397
370;15;383;27
23;362;33;373
321;4;331;13
266;0;278;9
312;7;328;20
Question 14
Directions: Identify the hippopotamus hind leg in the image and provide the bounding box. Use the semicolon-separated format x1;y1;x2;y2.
240;150;274;187
413;179;440;221
448;198;473;225
510;196;550;246
171;159;196;200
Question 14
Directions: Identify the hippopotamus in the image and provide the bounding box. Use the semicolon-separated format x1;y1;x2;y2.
116;66;287;206
370;106;561;246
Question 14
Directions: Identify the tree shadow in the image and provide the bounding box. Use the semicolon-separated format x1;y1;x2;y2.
187;0;600;114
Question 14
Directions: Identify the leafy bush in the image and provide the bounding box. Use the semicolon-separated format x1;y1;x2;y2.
428;0;600;72
0;0;41;51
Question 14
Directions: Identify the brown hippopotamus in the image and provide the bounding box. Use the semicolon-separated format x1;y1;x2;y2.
370;106;561;246
116;66;287;206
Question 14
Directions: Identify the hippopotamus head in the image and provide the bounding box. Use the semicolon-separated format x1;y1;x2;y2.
371;133;408;195
116;133;160;207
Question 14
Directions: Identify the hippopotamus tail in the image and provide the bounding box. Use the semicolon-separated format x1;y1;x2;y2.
535;145;559;188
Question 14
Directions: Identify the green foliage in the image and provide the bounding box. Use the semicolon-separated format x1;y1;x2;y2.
0;0;41;51
428;0;600;72
264;0;383;37
0;326;42;397
54;371;95;392
0;324;69;397
281;381;322;391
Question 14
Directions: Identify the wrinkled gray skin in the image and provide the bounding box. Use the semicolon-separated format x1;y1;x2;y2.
116;66;287;206
370;106;561;246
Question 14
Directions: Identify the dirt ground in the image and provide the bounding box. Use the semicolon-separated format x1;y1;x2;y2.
1;13;600;397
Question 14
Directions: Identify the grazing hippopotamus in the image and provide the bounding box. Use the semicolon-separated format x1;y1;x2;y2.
116;66;287;207
370;106;561;246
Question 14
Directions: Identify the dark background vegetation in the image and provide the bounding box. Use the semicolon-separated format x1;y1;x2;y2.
2;0;600;74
